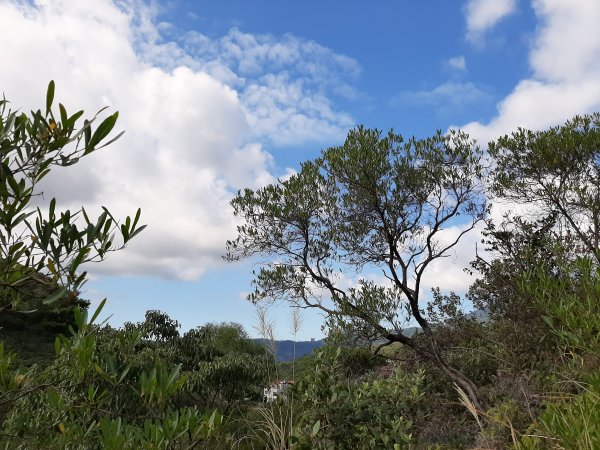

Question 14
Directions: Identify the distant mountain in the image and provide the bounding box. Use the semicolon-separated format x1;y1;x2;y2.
253;339;325;362
253;315;489;363
401;326;419;338
254;327;420;362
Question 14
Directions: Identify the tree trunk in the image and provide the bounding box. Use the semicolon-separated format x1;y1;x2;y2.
434;352;488;412
426;330;488;412
390;328;488;412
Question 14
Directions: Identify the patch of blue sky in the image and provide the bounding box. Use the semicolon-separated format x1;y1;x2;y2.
4;0;578;341
91;0;537;340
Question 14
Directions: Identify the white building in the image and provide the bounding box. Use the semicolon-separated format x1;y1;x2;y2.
263;380;294;402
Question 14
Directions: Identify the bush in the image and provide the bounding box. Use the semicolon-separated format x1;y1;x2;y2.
0;303;223;449
292;346;424;449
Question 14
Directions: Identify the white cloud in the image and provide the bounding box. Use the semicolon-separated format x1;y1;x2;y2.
0;0;358;280
447;55;467;71
465;0;517;44
180;28;360;146
529;0;600;83
418;223;482;297
392;81;491;114
241;74;354;146
460;0;600;145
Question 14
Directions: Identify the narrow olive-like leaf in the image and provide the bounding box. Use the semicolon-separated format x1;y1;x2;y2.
167;364;182;387
93;211;108;235
127;224;147;242
117;365;131;384
71;247;90;272
84;119;91;147
11;211;35;228
95;130;125;150
73;306;83;329
59;103;68;125
89;298;106;325
37;168;53;184
46;80;55;115
4;112;16;134
47;259;57;275
120;223;129;241
87;112;119;151
132;208;141;229
66;110;84;129
54;336;61;355
49;197;56;220
311;420;321;438
43;286;67;304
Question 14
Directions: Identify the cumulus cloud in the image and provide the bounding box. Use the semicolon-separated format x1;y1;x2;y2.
465;0;517;44
460;0;600;145
0;0;358;280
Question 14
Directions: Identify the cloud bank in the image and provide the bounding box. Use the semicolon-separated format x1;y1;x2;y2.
0;0;358;280
461;0;600;145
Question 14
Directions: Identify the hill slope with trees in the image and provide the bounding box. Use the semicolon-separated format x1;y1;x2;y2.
1;83;599;448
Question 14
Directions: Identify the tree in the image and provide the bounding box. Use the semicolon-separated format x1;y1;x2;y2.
0;81;145;314
179;322;268;411
489;113;600;262
226;126;488;410
105;313;269;413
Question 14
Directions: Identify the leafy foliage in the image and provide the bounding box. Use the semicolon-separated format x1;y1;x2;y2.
0;81;144;315
2;84;600;449
292;345;424;450
0;304;224;448
489;113;600;262
227;126;488;409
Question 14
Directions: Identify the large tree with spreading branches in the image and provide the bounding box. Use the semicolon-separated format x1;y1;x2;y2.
226;126;489;410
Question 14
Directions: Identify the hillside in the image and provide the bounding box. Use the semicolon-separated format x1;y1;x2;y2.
254;338;325;362
255;326;421;362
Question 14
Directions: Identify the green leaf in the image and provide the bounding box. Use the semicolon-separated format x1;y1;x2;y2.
117;365;131;384
84;119;91;147
96;129;125;150
49;197;56;220
89;298;106;325
47;388;61;408
43;286;67;305
132;207;141;229
46;80;55;115
86;112;119;151
127;224;147;242
66;110;84;129
311;420;321;438
59;103;68;125
73;306;84;329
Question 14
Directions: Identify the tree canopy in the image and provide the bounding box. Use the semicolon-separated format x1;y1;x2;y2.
227;125;488;409
489;113;600;261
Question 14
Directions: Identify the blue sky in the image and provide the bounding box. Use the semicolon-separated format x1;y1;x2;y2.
1;0;599;340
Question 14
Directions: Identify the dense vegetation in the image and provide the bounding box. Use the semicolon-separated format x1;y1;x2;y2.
1;83;599;448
